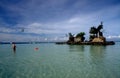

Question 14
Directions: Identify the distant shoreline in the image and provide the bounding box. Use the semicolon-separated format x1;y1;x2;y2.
0;41;120;44
0;42;55;44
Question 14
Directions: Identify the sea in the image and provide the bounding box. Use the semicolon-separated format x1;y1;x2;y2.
0;42;120;78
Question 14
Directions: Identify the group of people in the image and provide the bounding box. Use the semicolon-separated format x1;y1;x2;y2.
11;42;39;52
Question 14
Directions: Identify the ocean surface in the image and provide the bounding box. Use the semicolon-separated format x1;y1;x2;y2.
0;42;120;78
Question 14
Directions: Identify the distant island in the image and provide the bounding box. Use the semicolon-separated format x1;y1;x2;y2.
56;22;115;45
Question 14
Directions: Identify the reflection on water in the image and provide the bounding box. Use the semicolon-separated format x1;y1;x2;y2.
67;44;120;78
90;45;106;55
0;43;120;78
68;45;85;52
12;49;16;54
89;45;106;60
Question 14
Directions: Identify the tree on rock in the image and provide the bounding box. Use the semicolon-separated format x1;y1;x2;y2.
68;33;74;42
75;32;85;42
89;22;105;42
97;22;103;37
89;26;97;41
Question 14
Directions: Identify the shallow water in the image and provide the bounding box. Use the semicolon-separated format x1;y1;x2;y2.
0;42;120;78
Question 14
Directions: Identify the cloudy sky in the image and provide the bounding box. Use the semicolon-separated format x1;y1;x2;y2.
0;0;120;42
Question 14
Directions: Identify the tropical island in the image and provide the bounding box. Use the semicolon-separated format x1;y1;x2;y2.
56;22;115;45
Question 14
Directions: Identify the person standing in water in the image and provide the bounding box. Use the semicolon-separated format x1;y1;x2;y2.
12;43;16;52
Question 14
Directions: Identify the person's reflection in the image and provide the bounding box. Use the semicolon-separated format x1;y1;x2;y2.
12;43;16;53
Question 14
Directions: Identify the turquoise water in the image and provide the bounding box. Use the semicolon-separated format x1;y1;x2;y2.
0;42;120;78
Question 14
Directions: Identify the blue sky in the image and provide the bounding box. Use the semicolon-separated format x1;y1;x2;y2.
0;0;120;42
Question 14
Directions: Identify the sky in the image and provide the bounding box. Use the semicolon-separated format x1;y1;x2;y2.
0;0;120;42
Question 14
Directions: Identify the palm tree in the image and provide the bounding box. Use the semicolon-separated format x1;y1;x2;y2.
89;26;97;41
89;27;97;36
89;22;104;41
97;22;103;37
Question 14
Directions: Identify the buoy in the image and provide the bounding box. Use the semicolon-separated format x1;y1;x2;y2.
34;47;39;51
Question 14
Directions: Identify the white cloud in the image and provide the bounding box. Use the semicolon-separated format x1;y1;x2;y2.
106;35;120;39
0;0;120;42
0;33;68;42
0;27;16;33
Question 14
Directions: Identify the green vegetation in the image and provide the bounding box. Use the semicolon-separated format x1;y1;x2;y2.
76;32;85;38
67;22;104;43
76;32;85;42
67;32;85;43
89;22;103;41
56;22;115;45
68;33;74;42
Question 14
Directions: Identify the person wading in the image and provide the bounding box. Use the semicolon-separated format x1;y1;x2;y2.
12;43;16;52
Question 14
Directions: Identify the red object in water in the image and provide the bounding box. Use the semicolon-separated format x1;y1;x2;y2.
35;47;39;50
